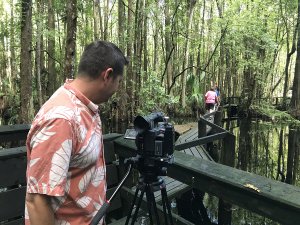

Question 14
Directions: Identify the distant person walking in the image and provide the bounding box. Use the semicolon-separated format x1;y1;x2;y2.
215;85;221;104
205;87;219;112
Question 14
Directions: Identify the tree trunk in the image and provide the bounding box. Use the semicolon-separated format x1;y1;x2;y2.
216;0;225;88
126;0;134;121
180;0;197;109
20;0;33;123
10;0;17;93
281;0;297;109
36;0;44;108
118;0;126;51
103;0;109;40
164;0;173;94
64;0;77;80
94;0;100;39
286;0;300;184
47;0;56;97
143;0;148;76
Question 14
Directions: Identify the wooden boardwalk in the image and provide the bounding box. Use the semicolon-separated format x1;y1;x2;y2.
175;123;214;161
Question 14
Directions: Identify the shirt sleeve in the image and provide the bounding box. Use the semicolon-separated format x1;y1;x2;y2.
26;118;75;197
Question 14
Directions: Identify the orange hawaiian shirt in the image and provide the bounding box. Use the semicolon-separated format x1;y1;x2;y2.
25;80;106;225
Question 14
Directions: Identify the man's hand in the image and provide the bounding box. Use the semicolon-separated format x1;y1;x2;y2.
26;193;55;225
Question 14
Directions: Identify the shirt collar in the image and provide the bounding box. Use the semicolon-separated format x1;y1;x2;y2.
63;79;99;114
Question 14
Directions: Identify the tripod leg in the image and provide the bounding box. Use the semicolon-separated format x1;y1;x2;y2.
146;187;160;225
161;188;174;225
130;187;146;225
125;187;140;225
161;189;169;225
145;185;154;225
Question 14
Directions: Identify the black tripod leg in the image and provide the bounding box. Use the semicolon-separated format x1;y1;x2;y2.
145;186;154;225
161;189;169;225
130;187;146;225
161;188;174;225
147;188;160;225
125;187;140;225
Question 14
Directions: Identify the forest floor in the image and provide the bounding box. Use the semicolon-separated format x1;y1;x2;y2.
174;122;197;135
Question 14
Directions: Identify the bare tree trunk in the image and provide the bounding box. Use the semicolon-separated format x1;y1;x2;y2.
64;0;77;80
126;0;134;121
215;0;225;88
94;0;100;39
118;0;126;51
36;0;44;108
164;0;173;94
286;0;300;185
143;0;148;76
10;0;17;93
133;0;143;111
180;0;197;109
47;0;56;97
280;0;298;109
20;0;33;123
103;0;109;40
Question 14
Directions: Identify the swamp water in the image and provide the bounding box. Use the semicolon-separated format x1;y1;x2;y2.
204;118;299;225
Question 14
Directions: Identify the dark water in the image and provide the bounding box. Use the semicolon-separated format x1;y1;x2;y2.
204;118;299;225
102;115;299;225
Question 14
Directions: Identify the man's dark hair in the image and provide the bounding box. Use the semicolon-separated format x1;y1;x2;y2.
78;40;128;79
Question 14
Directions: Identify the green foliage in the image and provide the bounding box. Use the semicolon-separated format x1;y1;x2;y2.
136;71;179;115
186;71;204;107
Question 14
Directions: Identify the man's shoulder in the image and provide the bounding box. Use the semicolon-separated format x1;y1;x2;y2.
36;88;77;122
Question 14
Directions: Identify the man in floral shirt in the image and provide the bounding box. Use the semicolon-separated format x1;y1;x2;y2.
25;41;128;225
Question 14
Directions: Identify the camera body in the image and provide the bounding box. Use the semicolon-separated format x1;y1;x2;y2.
135;112;174;158
125;112;175;178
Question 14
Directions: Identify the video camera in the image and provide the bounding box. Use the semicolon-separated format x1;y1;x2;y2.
124;112;175;177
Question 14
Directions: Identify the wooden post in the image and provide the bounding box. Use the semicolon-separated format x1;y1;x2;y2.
221;133;235;167
218;133;235;224
198;118;207;138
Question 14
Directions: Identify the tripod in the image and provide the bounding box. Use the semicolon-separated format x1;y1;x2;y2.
125;176;174;225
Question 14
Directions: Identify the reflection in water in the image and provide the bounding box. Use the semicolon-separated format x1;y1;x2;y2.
208;117;299;225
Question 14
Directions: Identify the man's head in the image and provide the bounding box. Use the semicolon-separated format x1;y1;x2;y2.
75;41;128;104
78;40;128;79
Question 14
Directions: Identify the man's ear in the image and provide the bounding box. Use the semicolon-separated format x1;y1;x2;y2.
103;68;114;81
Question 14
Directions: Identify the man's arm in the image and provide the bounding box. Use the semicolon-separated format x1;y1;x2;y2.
26;193;55;225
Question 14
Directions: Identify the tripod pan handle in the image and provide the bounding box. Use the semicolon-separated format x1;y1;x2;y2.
90;201;110;225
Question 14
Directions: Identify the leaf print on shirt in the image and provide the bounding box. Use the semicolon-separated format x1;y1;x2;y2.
44;106;75;121
29;158;40;167
77;124;87;143
92;166;105;187
27;176;39;193
31;125;56;149
76;196;92;208
71;132;100;168
51;174;71;212
78;166;95;193
49;139;72;192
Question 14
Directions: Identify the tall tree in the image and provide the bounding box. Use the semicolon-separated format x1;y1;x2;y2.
20;0;33;123
63;0;77;80
180;0;197;108
47;0;56;97
9;0;17;93
36;0;44;107
286;0;300;185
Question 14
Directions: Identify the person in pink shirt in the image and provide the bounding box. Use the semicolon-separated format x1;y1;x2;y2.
25;41;128;225
205;87;219;112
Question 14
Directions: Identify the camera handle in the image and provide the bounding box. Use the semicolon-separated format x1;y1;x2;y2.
90;163;133;225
